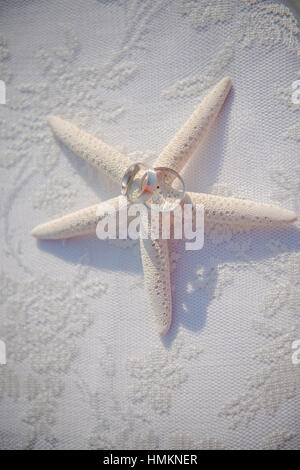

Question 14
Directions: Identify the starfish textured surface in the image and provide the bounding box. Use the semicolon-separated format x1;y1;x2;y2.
32;78;297;335
47;115;132;184
155;77;233;173
186;192;296;233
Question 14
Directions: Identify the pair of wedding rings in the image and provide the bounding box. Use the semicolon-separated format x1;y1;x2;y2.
121;162;185;212
121;163;157;202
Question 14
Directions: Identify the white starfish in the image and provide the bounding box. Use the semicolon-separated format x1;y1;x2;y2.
32;77;297;335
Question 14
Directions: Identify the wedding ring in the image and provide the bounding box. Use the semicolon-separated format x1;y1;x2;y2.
145;167;185;212
121;164;185;211
121;163;157;202
121;163;140;197
141;167;157;194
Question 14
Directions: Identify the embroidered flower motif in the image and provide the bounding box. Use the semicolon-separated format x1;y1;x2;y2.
220;252;300;429
270;165;300;208
182;1;234;31
187;259;234;299
262;431;296;450
33;176;78;216
170;432;224;450
127;333;203;414
283;123;300;141
182;1;300;56
163;43;234;100
262;253;300;319
0;264;108;448
1;0;300;450
1;274;93;372
0;33;11;82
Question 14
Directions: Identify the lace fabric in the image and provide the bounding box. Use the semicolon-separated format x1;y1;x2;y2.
0;0;299;450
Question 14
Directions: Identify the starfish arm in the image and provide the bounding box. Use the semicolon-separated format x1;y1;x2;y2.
139;236;172;335
154;77;232;174
47;116;132;184
31;196;124;239
185;191;297;233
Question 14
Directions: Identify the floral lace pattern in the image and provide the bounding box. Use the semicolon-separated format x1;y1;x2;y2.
127;333;203;414
0;0;299;449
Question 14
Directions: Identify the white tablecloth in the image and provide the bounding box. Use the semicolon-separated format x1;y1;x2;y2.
0;0;299;450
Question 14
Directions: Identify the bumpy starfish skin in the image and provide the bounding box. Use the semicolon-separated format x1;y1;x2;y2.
140;215;172;335
32;191;296;241
186;192;297;231
31;196;124;240
48;115;131;184
155;77;232;174
32;78;297;335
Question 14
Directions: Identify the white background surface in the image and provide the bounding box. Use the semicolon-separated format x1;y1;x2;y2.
0;0;299;449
